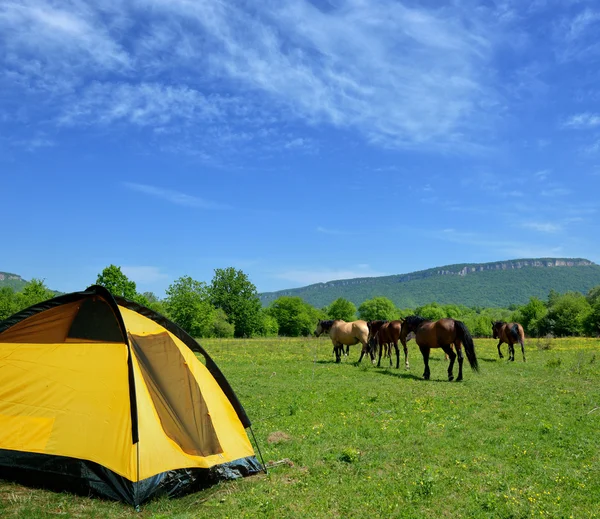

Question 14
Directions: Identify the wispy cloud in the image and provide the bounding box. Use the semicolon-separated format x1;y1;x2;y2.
541;187;571;197
562;112;600;129
2;0;499;153
521;222;562;233
123;182;230;209
316;226;355;236
534;169;550;180
275;265;387;285
121;266;169;284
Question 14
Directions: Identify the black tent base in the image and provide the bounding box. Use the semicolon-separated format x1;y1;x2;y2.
0;449;262;506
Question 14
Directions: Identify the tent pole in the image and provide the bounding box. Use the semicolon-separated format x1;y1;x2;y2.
249;426;268;475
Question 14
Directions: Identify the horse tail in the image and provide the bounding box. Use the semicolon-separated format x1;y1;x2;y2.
510;323;521;343
454;320;479;372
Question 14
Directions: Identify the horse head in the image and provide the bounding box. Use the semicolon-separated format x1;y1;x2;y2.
314;321;324;337
491;320;503;339
314;320;334;337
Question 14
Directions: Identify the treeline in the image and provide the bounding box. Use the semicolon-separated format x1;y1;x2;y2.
1;265;599;338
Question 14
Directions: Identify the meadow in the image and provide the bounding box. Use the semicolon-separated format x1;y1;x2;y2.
1;336;599;518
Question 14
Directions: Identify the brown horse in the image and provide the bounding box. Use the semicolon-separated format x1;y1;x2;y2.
367;320;408;369
314;319;372;364
492;321;526;362
399;315;478;381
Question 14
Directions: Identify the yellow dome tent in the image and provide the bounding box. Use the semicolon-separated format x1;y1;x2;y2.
0;285;262;506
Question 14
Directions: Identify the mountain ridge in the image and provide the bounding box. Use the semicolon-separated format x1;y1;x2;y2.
259;258;600;309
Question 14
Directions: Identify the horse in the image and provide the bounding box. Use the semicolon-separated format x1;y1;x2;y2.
399;315;478;381
367;320;408;369
492;321;526;362
314;319;372;364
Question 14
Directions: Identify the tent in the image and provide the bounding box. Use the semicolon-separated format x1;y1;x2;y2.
0;285;262;506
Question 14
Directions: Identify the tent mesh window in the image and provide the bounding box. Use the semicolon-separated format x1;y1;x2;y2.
68;298;124;342
130;332;222;457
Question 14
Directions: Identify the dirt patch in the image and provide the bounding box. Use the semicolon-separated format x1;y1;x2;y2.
267;431;291;444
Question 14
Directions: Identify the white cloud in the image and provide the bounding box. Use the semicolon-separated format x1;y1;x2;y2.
123;182;230;210
2;0;499;152
562;112;600;129
121;266;169;284
521;222;562;233
59;82;222;127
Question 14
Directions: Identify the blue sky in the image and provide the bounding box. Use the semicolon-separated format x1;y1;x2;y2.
1;0;599;297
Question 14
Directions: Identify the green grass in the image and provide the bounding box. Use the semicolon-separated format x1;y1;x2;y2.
2;336;600;518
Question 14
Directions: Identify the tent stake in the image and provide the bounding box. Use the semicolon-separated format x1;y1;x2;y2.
249;426;268;475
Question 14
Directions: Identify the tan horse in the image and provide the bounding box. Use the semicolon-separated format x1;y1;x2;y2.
492;321;526;362
314;319;372;364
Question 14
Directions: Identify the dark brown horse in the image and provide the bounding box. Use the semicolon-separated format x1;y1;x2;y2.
314;319;372;364
367;320;408;369
492;321;526;362
399;315;478;381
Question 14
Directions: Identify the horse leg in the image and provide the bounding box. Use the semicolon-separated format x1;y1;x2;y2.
334;343;342;363
419;346;431;380
390;341;399;369
344;345;350;357
497;341;504;359
454;341;464;381
520;339;526;362
441;344;456;381
376;342;382;367
509;343;515;362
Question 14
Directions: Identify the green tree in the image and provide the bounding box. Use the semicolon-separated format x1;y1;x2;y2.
327;298;357;321
256;309;279;337
209;267;262;338
267;296;321;336
208;309;235;338
513;297;548;337
17;278;54;308
583;299;600;336
547;292;591;337
0;287;18;320
165;276;215;337
358;297;397;321
586;285;600;306
96;265;137;299
414;302;446;321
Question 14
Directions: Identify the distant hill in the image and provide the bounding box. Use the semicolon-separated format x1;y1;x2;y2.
259;258;600;309
0;272;28;292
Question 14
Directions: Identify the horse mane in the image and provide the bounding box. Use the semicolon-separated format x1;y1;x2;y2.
404;315;428;328
319;320;335;331
493;320;506;327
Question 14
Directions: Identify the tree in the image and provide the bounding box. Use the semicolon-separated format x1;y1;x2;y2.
414;302;446;321
546;292;591;337
209;267;262;338
327;298;357;321
255;309;279;337
165;276;215;337
0;287;18;320
513;297;548;337
357;297;397;321
17;278;54;309
586;285;600;306
583;299;600;337
208;309;235;338
267;296;322;336
96;265;137;299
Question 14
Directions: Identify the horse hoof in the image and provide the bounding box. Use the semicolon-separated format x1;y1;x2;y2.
456;377;463;382
448;375;454;382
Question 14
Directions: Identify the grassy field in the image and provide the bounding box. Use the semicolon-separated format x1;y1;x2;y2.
1;336;599;518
